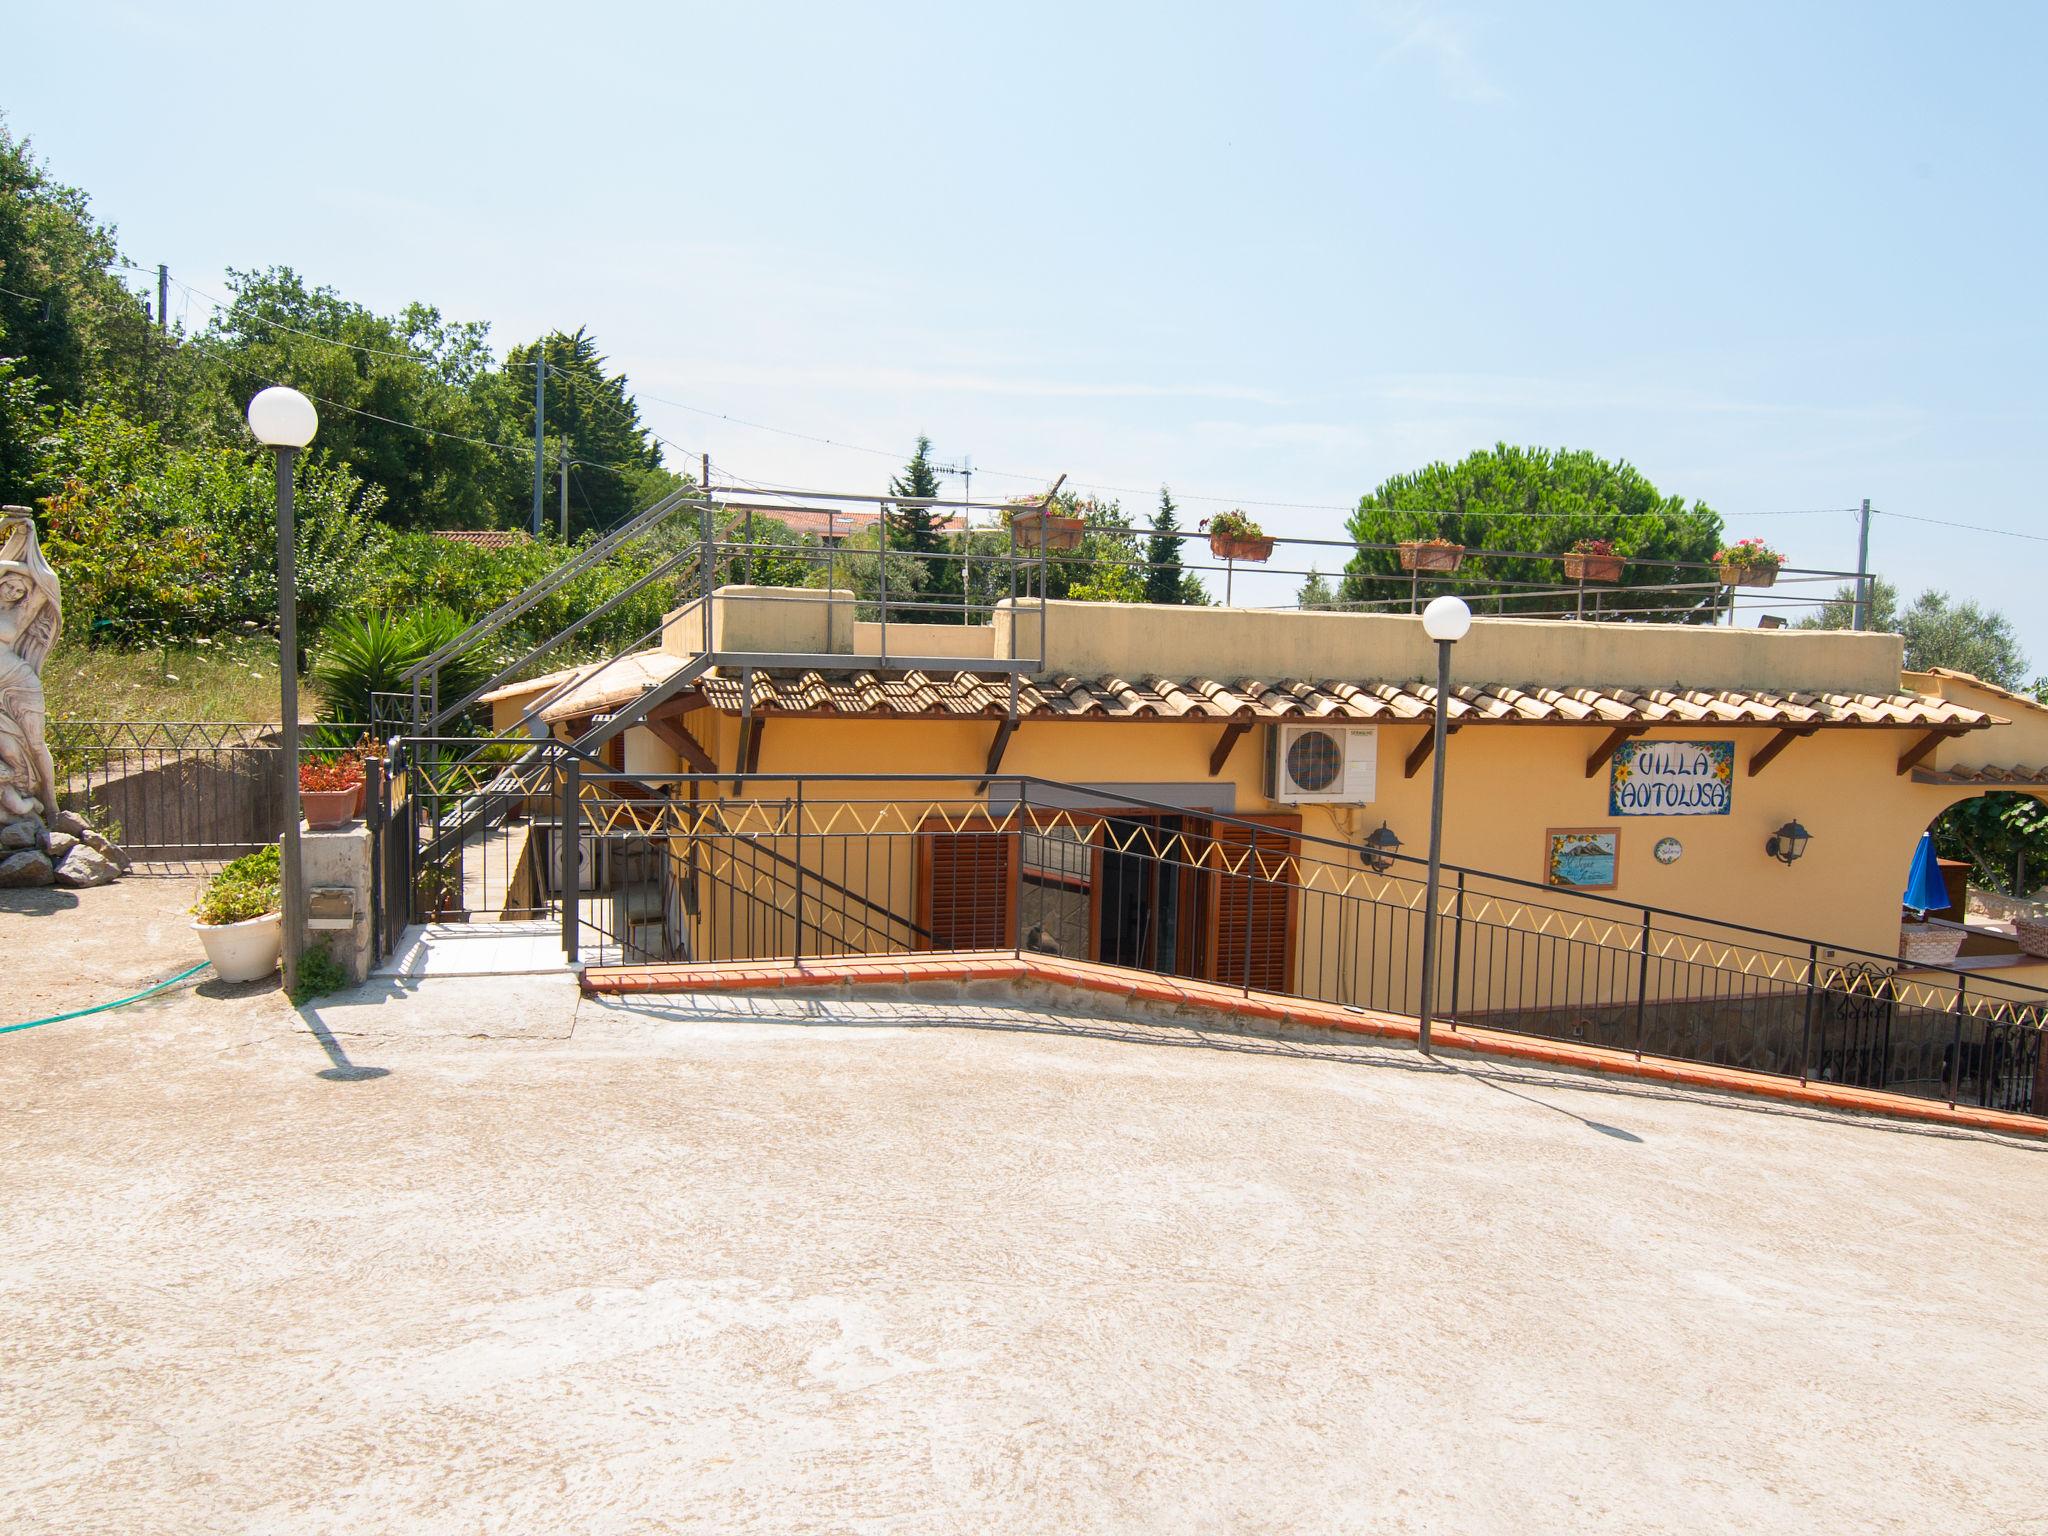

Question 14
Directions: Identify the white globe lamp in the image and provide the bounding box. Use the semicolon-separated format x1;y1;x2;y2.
1421;593;1472;643
246;386;319;448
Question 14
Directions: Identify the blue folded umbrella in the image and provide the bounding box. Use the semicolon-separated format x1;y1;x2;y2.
1903;832;1950;914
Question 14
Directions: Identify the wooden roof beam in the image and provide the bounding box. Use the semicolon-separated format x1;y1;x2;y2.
1405;722;1461;779
1209;720;1254;778
643;711;716;773
1896;728;1958;777
1746;726;1817;778
1584;726;1647;779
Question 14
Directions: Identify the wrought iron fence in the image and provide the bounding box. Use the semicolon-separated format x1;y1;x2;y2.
48;720;372;867
371;749;2041;1121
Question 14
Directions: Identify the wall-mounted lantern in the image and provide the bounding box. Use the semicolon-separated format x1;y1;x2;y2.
1362;821;1402;873
1766;819;1811;865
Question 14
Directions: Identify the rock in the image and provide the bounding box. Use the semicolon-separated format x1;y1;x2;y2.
80;829;132;872
43;830;77;861
0;816;42;850
0;849;53;887
54;845;117;888
52;808;89;837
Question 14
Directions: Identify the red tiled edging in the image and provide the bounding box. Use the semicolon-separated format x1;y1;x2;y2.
582;952;2048;1142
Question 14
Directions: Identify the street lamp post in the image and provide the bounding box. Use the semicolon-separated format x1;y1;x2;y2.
247;387;319;993
1415;593;1471;1053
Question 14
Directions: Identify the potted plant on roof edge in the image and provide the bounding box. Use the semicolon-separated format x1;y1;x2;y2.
1397;535;1466;573
1004;498;1086;553
1204;509;1275;562
1716;537;1784;588
1562;537;1624;584
191;844;283;984
300;751;366;830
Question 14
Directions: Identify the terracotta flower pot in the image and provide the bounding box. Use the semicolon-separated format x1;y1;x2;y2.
301;783;363;831
1008;510;1086;552
1718;561;1778;588
1398;541;1465;573
1563;551;1624;583
1209;532;1275;562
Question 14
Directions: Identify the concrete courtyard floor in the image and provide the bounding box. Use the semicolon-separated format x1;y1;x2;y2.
4;880;2048;1535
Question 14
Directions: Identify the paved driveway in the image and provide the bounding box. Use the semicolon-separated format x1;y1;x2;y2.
4;881;2046;1534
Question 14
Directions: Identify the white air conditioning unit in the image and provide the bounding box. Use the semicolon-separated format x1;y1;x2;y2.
1266;723;1379;805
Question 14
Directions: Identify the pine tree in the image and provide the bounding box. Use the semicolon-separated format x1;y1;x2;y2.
1143;487;1190;605
886;434;949;614
888;435;946;553
1298;568;1337;610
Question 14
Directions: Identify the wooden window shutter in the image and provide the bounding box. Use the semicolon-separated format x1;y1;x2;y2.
918;818;1016;951
1206;813;1300;994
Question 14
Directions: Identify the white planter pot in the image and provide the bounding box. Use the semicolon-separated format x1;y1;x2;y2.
194;911;282;984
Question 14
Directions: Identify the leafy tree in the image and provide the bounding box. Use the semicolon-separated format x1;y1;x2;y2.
1298;568;1338;610
0;119;164;419
1341;445;1725;621
1142;487;1205;605
490;327;677;536
37;403;386;641
1931;793;2048;898
1796;577;2028;690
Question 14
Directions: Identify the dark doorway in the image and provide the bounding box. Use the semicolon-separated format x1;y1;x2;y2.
1094;815;1210;978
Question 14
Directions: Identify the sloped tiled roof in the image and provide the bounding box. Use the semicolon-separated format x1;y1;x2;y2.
489;655;1996;732
676;669;1994;730
1911;765;2048;787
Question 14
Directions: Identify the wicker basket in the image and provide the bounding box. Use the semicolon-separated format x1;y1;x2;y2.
1899;922;1964;965
2012;914;2048;958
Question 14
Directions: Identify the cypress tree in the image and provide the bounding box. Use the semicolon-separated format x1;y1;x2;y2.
1143;486;1190;605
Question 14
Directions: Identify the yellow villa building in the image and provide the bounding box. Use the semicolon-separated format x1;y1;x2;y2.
480;587;2048;1009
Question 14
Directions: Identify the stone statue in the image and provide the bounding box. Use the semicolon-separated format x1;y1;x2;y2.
0;508;60;823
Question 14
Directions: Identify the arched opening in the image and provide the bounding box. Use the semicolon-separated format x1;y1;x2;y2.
1931;791;2048;916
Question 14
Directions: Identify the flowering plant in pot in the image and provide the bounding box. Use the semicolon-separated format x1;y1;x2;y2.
1562;537;1624;583
1715;537;1784;588
1004;497;1086;553
191;844;283;984
1203;509;1274;562
299;752;366;830
1397;535;1466;573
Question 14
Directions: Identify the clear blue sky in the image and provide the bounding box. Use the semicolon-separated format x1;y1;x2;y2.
9;2;2045;655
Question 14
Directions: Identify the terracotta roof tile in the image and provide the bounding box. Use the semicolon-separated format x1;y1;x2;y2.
1911;765;2048;786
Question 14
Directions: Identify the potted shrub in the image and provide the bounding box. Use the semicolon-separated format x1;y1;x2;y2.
418;859;466;922
1398;536;1466;573
191;845;283;984
300;752;366;830
1562;537;1624;583
1716;537;1784;588
1204;509;1275;562
1004;498;1086;553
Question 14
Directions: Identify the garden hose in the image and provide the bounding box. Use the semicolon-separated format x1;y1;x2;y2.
1;961;211;1036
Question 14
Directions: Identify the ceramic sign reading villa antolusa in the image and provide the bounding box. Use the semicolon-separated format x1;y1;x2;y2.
1608;740;1734;817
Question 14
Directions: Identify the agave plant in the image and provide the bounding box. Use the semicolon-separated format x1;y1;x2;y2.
310;608;495;743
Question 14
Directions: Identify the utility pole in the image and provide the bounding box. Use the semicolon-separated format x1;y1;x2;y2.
559;453;569;540
1851;497;1872;630
529;349;547;537
156;265;168;334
